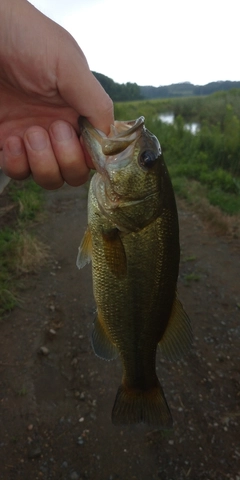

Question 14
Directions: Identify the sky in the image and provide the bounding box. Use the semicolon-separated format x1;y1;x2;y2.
31;0;239;87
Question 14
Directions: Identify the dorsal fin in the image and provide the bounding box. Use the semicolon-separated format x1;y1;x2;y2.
158;294;192;361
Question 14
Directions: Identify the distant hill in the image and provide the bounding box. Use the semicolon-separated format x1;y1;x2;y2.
140;81;240;99
92;72;240;101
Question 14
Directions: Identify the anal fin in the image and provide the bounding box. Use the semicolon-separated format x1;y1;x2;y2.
158;294;193;361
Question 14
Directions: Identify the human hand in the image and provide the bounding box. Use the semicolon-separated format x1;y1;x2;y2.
0;0;113;189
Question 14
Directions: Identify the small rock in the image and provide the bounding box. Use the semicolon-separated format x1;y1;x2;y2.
61;461;68;468
49;328;57;337
28;445;42;459
77;436;84;445
70;472;79;480
40;346;49;356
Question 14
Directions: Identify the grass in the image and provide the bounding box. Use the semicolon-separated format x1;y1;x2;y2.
9;180;43;220
207;188;240;215
184;272;201;283
173;177;240;235
18;387;28;397
182;255;197;263
0;179;48;316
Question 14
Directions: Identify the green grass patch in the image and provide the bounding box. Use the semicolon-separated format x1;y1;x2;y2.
0;227;19;314
182;255;197;263
17;387;28;397
207;188;240;215
9;180;43;220
184;272;201;283
0;180;48;317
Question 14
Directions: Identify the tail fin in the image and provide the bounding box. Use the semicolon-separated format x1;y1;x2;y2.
112;382;173;427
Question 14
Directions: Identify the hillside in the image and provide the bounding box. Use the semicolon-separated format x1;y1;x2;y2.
140;80;240;99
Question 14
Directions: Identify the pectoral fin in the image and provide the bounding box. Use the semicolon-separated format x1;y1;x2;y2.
76;227;92;269
102;228;127;277
159;294;192;361
92;311;118;360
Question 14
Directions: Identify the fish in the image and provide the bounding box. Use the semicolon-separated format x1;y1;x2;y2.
77;116;192;427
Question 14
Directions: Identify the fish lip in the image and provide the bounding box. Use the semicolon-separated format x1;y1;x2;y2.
78;116;107;145
110;116;145;139
78;116;107;173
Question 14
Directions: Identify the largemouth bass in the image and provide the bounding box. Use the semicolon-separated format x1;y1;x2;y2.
77;116;192;427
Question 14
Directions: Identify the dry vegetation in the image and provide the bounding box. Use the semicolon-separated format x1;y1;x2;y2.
0;179;48;315
12;231;49;274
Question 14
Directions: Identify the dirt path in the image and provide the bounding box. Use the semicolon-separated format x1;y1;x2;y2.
0;184;239;480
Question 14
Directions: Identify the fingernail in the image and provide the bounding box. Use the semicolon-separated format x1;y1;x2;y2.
51;122;72;142
7;137;23;156
27;131;48;151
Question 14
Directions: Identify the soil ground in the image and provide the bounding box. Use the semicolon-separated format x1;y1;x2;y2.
0;183;239;480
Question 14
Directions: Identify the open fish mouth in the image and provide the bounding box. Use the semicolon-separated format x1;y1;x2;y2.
78;116;146;163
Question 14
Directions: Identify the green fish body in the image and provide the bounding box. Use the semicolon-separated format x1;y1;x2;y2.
77;117;192;426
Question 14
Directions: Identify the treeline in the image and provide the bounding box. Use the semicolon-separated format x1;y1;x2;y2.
92;72;143;102
93;70;240;101
114;90;240;216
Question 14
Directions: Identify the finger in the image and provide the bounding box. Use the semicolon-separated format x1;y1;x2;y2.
1;136;31;179
23;126;64;189
49;120;90;185
84;75;114;134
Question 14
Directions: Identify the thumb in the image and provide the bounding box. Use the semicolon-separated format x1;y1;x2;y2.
56;34;114;135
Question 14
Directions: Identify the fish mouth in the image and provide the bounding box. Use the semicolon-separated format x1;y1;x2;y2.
78;116;145;172
103;116;145;154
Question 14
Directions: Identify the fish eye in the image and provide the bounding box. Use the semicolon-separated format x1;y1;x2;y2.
138;150;158;170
